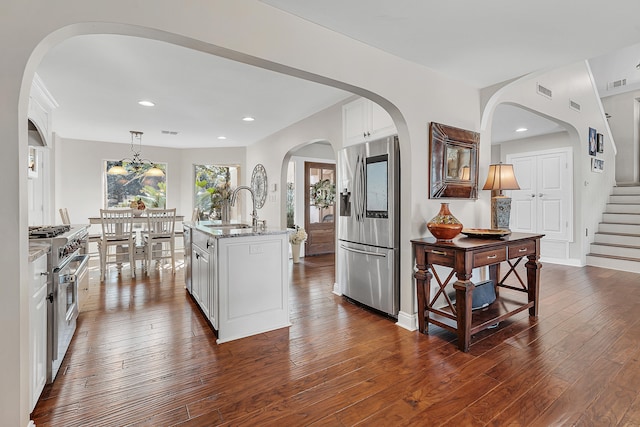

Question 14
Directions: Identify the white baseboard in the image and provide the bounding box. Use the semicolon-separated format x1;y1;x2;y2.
332;282;342;296
396;310;416;331
540;256;583;267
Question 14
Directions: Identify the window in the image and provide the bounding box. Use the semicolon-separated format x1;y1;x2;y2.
104;161;167;208
194;165;239;220
286;162;295;228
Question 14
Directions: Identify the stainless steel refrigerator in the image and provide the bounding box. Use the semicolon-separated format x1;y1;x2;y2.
337;135;399;317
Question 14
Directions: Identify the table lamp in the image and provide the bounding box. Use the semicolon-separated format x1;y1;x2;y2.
482;163;520;229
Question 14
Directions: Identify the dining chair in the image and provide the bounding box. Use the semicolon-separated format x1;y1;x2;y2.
99;208;136;281
144;208;177;275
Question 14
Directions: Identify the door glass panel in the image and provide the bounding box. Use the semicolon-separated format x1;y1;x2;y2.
308;167;335;225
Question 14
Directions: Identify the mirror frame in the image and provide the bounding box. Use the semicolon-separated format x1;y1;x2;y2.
429;122;479;199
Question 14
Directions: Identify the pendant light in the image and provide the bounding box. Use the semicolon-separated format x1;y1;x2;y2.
107;131;165;176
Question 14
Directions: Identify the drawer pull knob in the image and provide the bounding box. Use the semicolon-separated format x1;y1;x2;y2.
487;254;498;259
519;248;527;252
431;250;447;255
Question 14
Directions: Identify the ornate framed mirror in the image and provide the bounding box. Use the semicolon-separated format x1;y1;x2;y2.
429;122;479;199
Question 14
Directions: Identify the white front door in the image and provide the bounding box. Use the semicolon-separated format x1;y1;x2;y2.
508;148;572;241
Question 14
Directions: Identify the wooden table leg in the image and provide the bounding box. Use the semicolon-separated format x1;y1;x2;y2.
526;254;541;317
414;268;430;334
454;280;474;352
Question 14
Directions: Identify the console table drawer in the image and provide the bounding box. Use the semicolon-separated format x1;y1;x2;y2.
508;240;536;258
426;249;455;267
473;248;507;268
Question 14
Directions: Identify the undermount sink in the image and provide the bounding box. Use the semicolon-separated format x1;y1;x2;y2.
203;223;252;229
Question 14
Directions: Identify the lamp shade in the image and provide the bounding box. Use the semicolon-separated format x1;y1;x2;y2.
145;165;165;177
107;163;128;175
482;163;520;191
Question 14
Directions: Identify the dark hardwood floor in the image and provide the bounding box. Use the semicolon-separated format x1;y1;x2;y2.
31;254;640;426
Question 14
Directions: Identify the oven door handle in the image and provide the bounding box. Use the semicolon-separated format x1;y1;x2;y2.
70;254;90;276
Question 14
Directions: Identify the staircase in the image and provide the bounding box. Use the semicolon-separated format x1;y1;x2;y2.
586;184;640;273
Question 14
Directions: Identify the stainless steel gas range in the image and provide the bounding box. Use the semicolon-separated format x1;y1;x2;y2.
29;224;89;383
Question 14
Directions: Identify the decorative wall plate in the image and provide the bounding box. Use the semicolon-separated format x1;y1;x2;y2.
251;163;267;209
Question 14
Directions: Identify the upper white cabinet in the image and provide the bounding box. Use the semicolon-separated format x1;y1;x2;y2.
28;74;58;147
342;98;396;146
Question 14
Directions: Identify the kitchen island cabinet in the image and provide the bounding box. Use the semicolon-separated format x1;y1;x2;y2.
186;222;290;343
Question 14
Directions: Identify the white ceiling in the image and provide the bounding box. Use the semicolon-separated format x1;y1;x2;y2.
35;1;640;149
36;35;351;149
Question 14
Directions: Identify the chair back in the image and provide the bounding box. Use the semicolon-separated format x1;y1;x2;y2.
59;208;70;225
146;208;176;238
100;209;135;240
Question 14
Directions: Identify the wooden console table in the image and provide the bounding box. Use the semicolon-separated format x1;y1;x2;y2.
411;233;543;352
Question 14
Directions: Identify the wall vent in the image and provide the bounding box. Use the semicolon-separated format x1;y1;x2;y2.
536;83;552;99
607;79;627;90
569;100;581;112
161;130;179;135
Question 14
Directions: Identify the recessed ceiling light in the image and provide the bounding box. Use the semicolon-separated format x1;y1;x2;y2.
242;116;255;122
138;100;155;107
217;136;227;140
515;127;528;132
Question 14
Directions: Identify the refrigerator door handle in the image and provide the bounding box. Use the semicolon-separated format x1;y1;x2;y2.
354;154;361;221
339;244;387;258
355;154;366;222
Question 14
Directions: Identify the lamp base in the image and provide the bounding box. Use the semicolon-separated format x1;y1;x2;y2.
490;195;512;229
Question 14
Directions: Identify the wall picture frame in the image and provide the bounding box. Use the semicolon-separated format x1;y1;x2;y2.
588;127;597;156
429;122;479;199
596;133;604;153
28;146;38;179
591;157;604;173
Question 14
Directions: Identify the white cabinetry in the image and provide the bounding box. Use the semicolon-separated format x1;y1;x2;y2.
217;234;289;343
343;98;396;146
188;227;289;343
28;74;58;147
191;231;215;326
29;252;48;412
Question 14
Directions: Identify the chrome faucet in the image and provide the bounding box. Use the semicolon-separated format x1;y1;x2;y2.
230;185;259;228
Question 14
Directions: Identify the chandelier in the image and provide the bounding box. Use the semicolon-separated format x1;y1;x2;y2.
107;131;164;176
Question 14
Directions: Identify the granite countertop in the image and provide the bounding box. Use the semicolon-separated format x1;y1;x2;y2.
29;241;50;262
185;220;289;239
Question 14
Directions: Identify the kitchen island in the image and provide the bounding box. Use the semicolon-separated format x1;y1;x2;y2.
184;221;290;343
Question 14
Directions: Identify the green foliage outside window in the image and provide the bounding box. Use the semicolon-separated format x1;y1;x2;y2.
194;165;234;220
105;161;167;208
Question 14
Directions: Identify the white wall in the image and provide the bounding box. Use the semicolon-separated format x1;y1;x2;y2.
601;91;639;183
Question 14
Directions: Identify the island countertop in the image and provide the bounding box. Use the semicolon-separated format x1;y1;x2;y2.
184;220;289;239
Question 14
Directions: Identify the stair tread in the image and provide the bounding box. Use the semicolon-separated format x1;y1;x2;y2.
599;221;640;225
587;253;640;263
590;242;640;249
604;212;640;215
596;231;640;237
